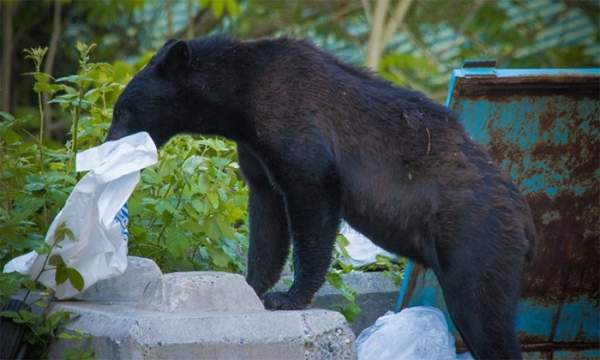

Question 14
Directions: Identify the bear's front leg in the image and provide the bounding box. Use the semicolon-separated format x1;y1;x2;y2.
238;144;291;297
262;177;341;310
246;187;291;297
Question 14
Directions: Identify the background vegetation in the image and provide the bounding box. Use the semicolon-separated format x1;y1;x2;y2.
0;0;598;356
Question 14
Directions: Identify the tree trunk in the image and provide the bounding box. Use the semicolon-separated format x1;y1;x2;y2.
1;1;15;112
166;0;174;38
383;0;412;45
365;0;414;70
186;0;194;39
43;0;62;138
366;0;389;70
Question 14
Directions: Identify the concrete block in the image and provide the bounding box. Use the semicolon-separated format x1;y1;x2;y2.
50;303;355;360
50;270;357;359
138;272;264;313
274;271;399;334
78;256;162;303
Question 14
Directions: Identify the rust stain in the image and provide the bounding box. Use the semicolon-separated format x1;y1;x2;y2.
522;190;600;302
452;72;600;305
456;75;600;102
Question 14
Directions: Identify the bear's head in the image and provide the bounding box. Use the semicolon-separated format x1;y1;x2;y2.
107;37;243;147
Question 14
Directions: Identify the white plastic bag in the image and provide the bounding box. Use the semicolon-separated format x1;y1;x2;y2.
3;132;158;299
340;222;396;267
356;307;458;360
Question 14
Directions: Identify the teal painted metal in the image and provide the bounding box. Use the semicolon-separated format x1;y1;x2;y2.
397;65;600;357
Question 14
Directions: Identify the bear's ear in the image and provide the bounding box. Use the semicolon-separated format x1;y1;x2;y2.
158;40;191;76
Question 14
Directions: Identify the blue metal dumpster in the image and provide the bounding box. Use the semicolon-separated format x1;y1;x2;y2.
396;64;600;359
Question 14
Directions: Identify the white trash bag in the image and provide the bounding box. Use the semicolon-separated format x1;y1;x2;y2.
356;306;466;360
3;132;158;299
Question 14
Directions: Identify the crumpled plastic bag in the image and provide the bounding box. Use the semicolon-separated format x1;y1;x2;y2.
3;132;158;299
356;307;472;360
340;222;396;267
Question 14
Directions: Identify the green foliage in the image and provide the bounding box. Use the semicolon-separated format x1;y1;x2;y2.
23;47;49;73
2;42;250;277
0;283;93;359
325;268;362;322
127;135;249;272
0;272;29;306
360;255;405;286
0;223;90;358
328;232;405;321
200;0;241;18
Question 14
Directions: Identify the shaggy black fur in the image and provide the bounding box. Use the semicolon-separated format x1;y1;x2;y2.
107;36;536;359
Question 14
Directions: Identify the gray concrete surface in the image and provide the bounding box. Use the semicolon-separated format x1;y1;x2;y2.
138;272;264;313
50;303;355;360
50;257;357;359
77;256;162;302
274;272;399;335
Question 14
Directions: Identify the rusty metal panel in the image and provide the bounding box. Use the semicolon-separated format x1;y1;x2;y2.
396;67;600;357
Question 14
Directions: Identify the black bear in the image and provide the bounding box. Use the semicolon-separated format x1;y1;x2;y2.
107;36;536;359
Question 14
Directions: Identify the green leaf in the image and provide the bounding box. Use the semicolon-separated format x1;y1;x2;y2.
180;219;204;234
64;348;95;360
340;302;362;323
210;248;230;268
207;192;219;209
24;181;45;192
55;74;93;84
0;310;20;320
326;271;343;289
0;111;15;121
48;254;65;267
55;265;68;285
47;309;71;329
67;268;85;291
16;309;39;323
58;331;86;341
54;221;76;243
33;81;53;94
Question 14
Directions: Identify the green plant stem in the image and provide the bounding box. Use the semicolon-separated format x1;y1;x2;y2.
35;74;50;226
37;94;45;172
71;87;84;179
37;66;48;225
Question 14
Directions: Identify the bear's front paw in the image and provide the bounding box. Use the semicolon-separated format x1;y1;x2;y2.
262;291;308;310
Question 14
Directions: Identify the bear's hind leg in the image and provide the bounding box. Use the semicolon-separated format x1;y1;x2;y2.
436;241;525;360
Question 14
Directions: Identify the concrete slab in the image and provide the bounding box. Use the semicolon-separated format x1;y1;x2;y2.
50;303;355;360
50;266;356;359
